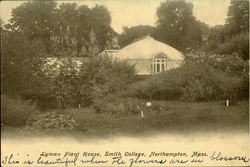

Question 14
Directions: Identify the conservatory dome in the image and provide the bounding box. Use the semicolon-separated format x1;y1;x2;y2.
113;35;183;60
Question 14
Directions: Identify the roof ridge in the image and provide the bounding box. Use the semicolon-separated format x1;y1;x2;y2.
130;35;152;44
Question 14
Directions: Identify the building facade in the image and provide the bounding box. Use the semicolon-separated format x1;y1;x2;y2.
111;36;183;75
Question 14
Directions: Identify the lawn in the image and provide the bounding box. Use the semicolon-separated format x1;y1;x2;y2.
1;100;249;138
62;100;249;136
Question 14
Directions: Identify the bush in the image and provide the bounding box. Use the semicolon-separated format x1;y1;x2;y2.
179;63;244;101
92;98;126;114
16;55;136;109
92;95;145;115
92;96;166;115
39;55;136;109
26;112;78;130
1;95;39;127
184;51;248;75
77;55;136;107
127;52;248;101
215;32;249;60
126;68;184;100
21;91;59;109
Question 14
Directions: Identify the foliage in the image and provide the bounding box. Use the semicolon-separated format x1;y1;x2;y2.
92;95;144;115
7;1;115;56
184;51;248;75
75;55;136;107
155;0;203;51
45;58;81;108
203;29;249;60
225;0;249;35
2;29;135;109
2;1;121;108
1;29;59;109
9;1;56;54
60;100;248;136
91;94;170;116
26;112;78;130
201;0;249;60
38;55;136;109
203;25;226;52
215;32;249;60
1;30;49;96
1;95;39;127
119;25;156;47
126;71;184;100
127;52;248;101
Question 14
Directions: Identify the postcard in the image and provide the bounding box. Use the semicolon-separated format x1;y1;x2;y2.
1;0;249;166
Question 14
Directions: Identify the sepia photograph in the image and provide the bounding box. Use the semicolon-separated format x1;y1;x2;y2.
1;0;249;166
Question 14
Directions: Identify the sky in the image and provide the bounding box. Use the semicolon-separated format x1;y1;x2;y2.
1;0;231;34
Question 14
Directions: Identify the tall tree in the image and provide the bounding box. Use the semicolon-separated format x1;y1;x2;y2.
155;0;203;51
225;0;249;36
9;1;57;54
90;5;113;51
52;3;81;57
2;0;115;99
203;0;249;60
119;25;156;47
7;1;114;57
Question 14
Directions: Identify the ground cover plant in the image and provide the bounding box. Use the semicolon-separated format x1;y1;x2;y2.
25;112;78;130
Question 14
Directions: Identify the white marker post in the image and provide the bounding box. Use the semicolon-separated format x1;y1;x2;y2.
226;99;229;107
141;110;144;118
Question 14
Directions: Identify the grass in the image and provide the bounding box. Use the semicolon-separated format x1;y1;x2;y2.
1;100;249;138
62;100;249;136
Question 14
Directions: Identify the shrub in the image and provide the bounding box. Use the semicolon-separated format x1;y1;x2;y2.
92;98;126;114
39;55;136;109
178;63;244;101
18;55;136;109
25;112;78;130
215;32;249;60
184;51;248;75
1;95;39;127
127;68;184;100
92;95;145;115
127;52;248;101
20;91;59;109
69;55;136;107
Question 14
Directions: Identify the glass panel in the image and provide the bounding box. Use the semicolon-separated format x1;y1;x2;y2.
161;64;164;71
154;64;156;74
161;60;164;62
157;60;160;62
157;64;160;73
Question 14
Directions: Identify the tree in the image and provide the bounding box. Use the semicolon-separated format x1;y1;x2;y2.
119;25;156;47
7;1;114;57
203;0;249;60
225;0;249;36
51;3;80;57
9;1;57;54
215;32;249;60
76;55;136;107
0;18;3;29
2;0;117;100
90;5;113;51
1;30;49;97
155;0;203;51
203;25;226;51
